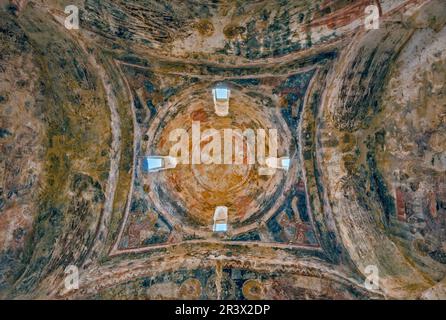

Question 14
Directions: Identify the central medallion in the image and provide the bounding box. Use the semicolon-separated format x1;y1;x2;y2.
144;87;290;228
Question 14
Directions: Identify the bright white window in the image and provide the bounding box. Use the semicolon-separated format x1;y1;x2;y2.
215;88;229;100
213;206;228;232
281;158;290;170
212;87;230;116
214;224;227;232
143;156;177;173
146;157;163;171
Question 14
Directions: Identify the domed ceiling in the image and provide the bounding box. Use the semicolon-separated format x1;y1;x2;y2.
0;0;445;300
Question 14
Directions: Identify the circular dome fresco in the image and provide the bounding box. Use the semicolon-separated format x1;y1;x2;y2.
143;84;297;233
